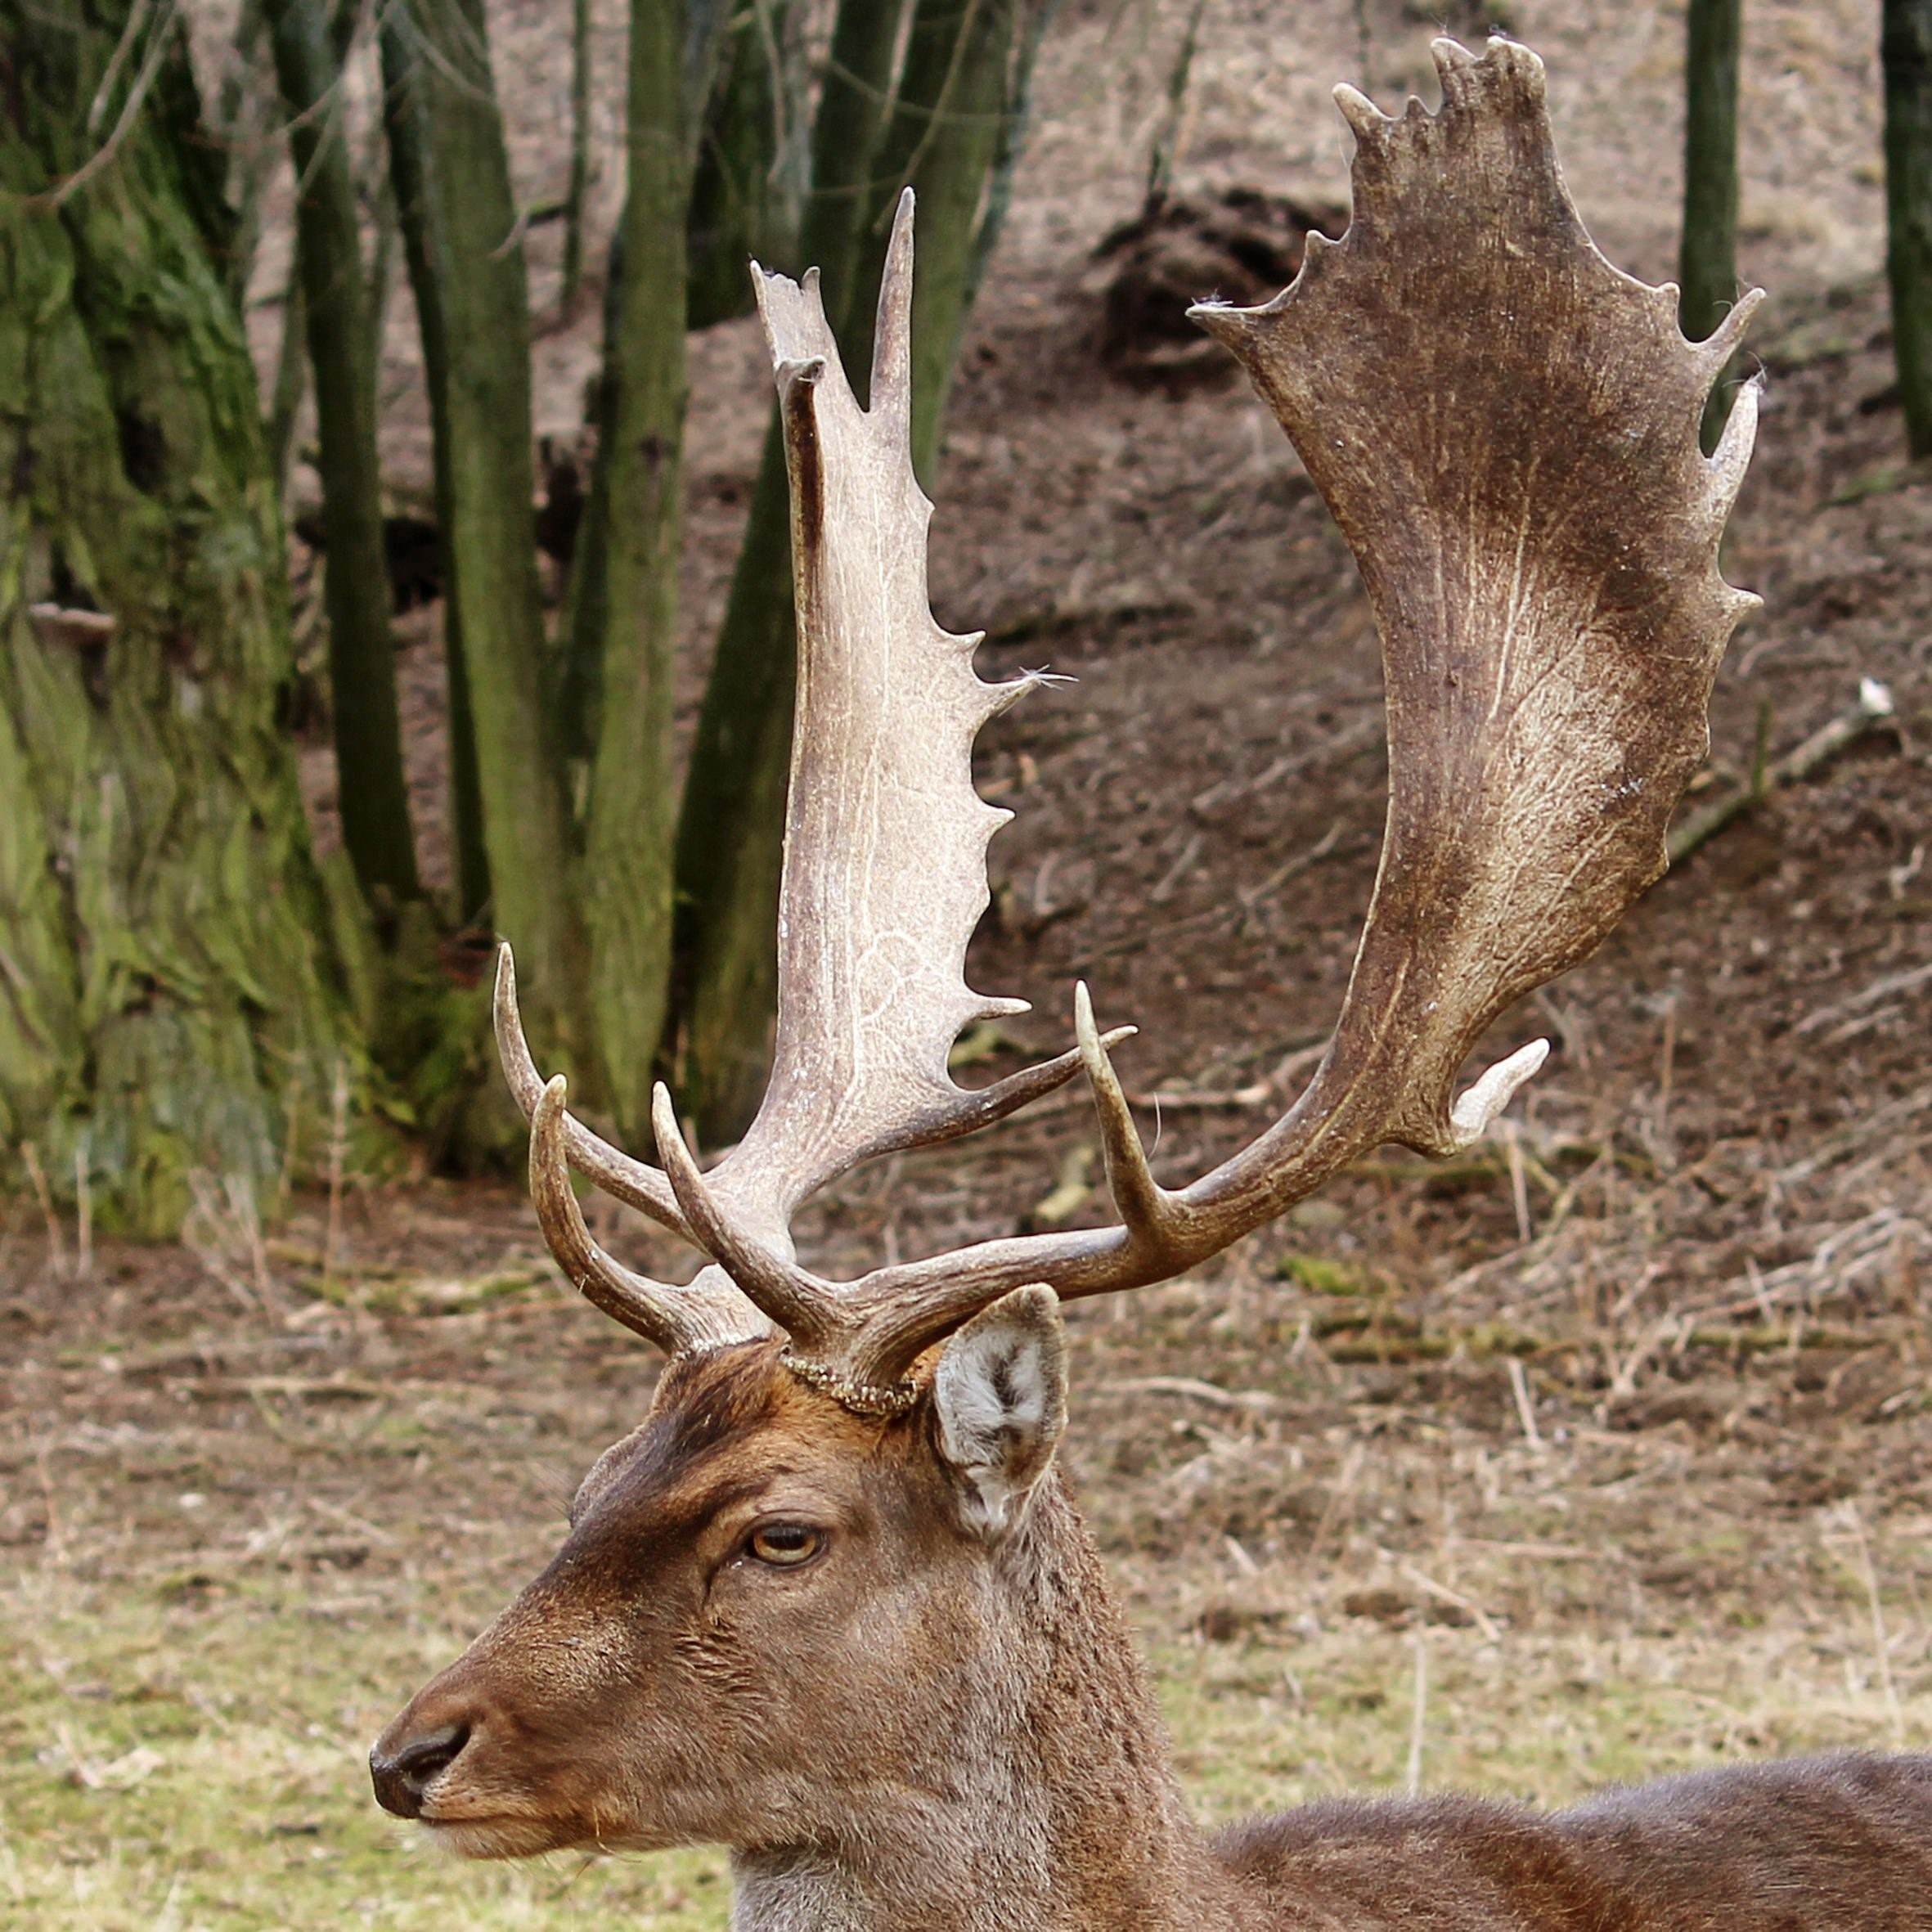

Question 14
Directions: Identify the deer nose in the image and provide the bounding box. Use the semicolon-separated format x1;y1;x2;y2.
370;1720;470;1818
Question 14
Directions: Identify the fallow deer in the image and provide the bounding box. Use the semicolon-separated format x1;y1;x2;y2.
372;37;1932;1930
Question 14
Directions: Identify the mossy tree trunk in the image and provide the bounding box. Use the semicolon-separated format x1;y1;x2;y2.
668;421;797;1141
1678;0;1743;452
798;0;908;335
266;239;308;492
563;0;701;1141
265;0;421;911
1884;0;1932;457
378;12;489;927
671;0;1031;1142
379;0;592;1072
562;0;595;312
0;0;373;1233
897;0;1021;479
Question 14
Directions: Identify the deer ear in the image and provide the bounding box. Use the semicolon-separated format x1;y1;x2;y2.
932;1285;1067;1537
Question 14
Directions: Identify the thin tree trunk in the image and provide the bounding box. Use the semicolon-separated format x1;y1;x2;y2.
1884;0;1932;456
218;0;272;304
687;0;803;326
669;425;796;1139
380;0;590;1063
267;245;308;492
964;0;1054;317
1678;0;1742;452
267;0;421;910
379;13;489;925
562;0;593;311
0;0;371;1233
565;0;697;1139
842;0;1027;467
897;0;1019;479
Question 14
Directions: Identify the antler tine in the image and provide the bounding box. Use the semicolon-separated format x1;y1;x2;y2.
869;185;915;423
528;1076;766;1354
650;1084;845;1349
1072;984;1176;1246
1447;1040;1552;1145
493;946;691;1240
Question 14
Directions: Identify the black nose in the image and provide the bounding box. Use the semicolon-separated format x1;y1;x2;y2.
370;1721;470;1818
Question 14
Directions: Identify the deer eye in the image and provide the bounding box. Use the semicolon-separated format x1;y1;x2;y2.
747;1523;824;1568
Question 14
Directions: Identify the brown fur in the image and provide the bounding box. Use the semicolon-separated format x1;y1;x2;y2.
1219;1755;1932;1928
374;1346;1932;1930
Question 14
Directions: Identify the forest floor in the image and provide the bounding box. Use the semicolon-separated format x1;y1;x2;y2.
5;0;1932;1925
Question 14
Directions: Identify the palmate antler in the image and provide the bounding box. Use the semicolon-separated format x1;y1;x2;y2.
503;38;1760;1404
499;191;1133;1368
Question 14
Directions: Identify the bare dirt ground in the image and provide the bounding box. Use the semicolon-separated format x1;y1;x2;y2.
4;0;1930;1924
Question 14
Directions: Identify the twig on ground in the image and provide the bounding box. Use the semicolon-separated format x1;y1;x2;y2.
1400;1564;1502;1644
1100;1375;1279;1413
1835;1503;1907;1751
1507;1356;1545;1453
1405;1630;1429;1795
1795;959;1932;1037
1238;821;1346;912
1667;679;1897;865
1189;717;1382;823
1126;1080;1272;1111
1148;829;1204;905
325;1058;349;1280
73;1136;92;1284
1077;826;1355;964
1776;1087;1932;1184
1503;1120;1532;1243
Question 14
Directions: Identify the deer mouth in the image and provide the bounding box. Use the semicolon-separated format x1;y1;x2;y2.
418;1810;580;1861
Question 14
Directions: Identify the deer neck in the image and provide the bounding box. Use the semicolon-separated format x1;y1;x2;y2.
727;1476;1246;1932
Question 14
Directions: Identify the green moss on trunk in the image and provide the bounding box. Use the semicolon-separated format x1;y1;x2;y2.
0;0;375;1232
378;0;591;1073
687;0;802;326
378;16;490;926
568;0;699;1140
265;0;421;910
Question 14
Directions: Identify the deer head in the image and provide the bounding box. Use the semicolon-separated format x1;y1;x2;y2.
372;37;1759;1908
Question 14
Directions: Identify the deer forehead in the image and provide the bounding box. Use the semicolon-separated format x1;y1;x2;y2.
564;1345;917;1549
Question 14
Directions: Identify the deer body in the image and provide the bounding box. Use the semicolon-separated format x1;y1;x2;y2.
372;34;1930;1932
